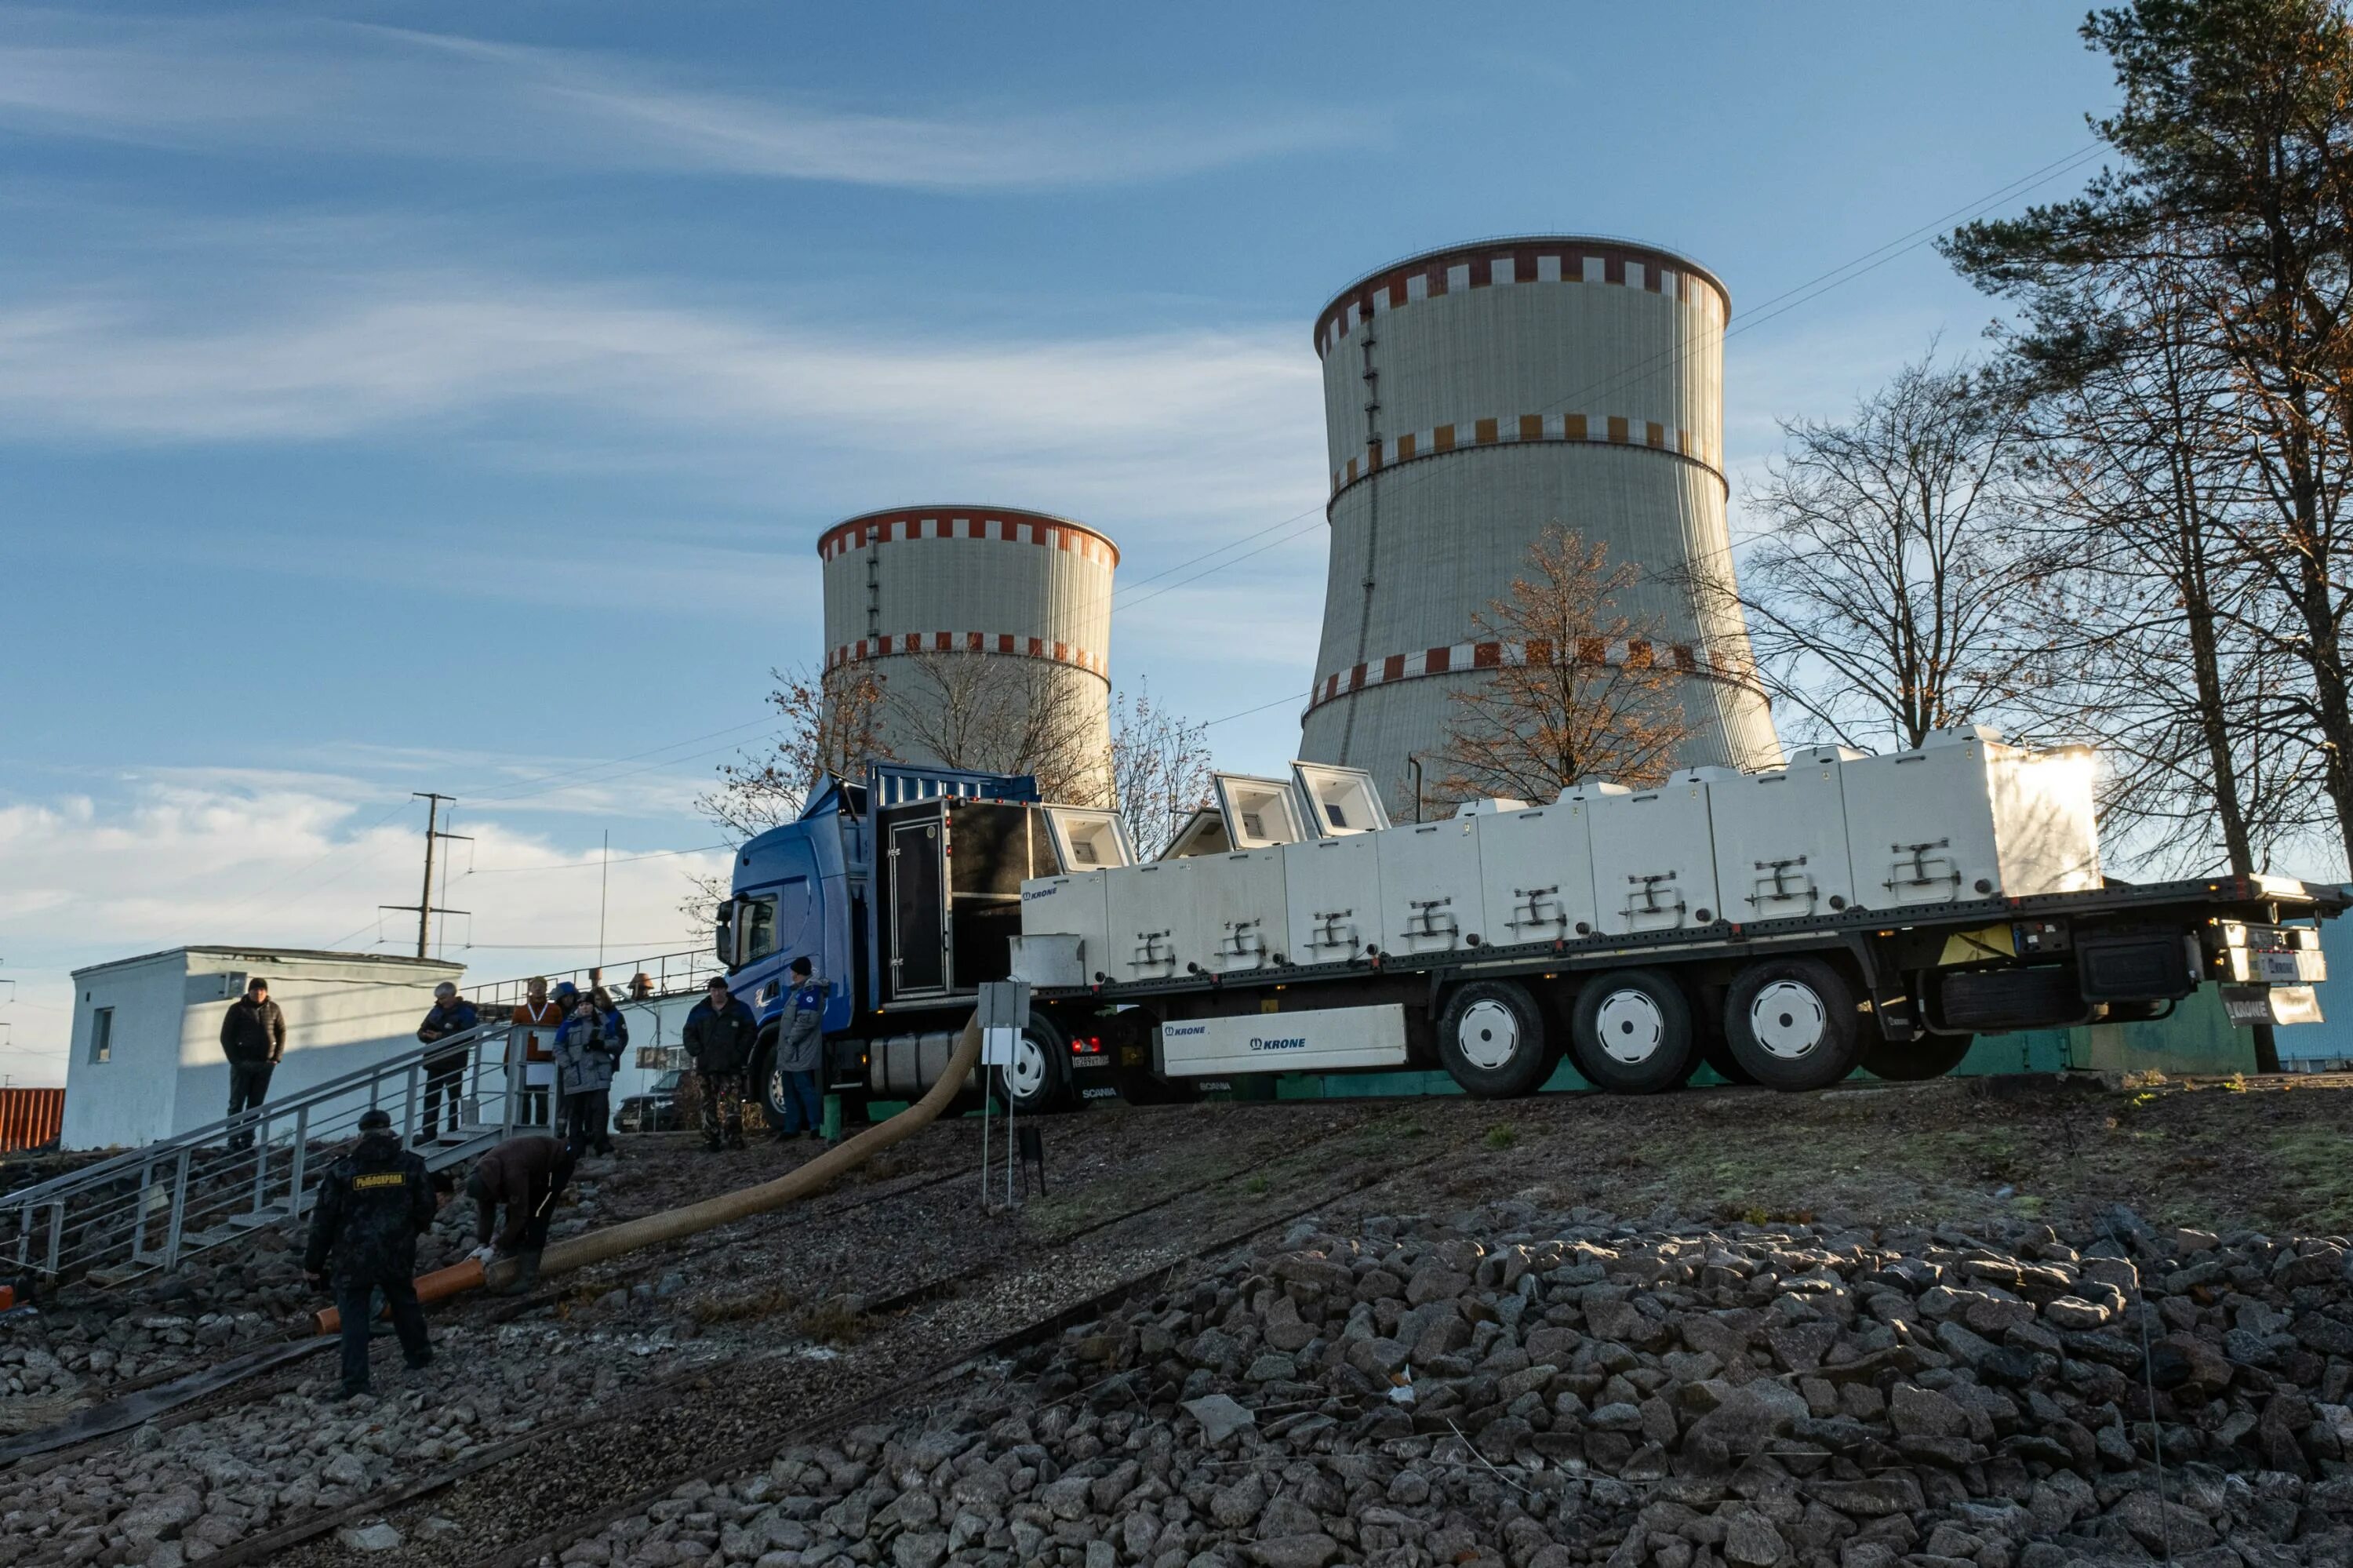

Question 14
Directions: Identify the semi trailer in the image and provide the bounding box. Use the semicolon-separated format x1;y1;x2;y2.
716;735;2343;1122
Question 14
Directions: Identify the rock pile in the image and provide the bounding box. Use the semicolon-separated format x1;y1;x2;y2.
563;1202;2353;1568
0;1308;718;1566
2;1169;616;1407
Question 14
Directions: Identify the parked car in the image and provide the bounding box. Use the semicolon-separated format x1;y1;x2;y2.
614;1069;686;1133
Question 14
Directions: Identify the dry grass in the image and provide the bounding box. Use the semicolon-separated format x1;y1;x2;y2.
688;1283;802;1327
797;1294;867;1346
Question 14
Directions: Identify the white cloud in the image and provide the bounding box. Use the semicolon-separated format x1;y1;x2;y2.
0;770;731;1085
0;274;1321;463
0;14;1355;189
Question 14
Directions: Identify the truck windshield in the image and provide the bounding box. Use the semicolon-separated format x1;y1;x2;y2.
740;895;780;964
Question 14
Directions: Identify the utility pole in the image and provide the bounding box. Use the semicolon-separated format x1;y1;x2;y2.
380;792;471;959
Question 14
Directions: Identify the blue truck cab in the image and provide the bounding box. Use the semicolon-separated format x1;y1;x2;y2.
715;762;1051;1120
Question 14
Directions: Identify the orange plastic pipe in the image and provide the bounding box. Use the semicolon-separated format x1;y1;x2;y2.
313;1257;486;1334
311;1012;982;1333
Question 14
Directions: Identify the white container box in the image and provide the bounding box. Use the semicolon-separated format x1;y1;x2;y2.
1019;871;1111;981
1707;746;1864;922
1841;726;2100;909
1587;773;1725;935
1475;796;1602;945
1374;817;1486;955
1157;1004;1409;1076
1283;833;1385;963
1184;847;1292;975
1104;860;1189;980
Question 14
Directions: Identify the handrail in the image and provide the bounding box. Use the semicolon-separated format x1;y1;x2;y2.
4;1017;511;1210
5;1018;549;1282
469;948;722;1014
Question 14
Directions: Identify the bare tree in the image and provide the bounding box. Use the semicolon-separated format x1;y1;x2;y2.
1707;352;2045;752
696;664;889;842
1107;682;1215;858
1998;246;2322;875
878;653;1111;806
1430;527;1700;803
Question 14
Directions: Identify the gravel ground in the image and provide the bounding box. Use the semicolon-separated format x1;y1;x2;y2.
1;1073;2348;1567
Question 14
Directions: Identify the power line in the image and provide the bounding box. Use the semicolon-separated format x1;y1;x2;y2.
984;142;2112;670
464;843;732;874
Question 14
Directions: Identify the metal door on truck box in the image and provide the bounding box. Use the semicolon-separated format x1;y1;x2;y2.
889;818;947;996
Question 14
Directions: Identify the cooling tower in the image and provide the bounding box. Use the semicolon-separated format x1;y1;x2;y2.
1298;237;1780;811
820;506;1115;801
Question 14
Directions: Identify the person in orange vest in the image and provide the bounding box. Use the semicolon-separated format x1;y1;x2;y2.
509;977;564;1126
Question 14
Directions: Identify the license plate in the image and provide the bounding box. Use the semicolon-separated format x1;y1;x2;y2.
2257;950;2327;984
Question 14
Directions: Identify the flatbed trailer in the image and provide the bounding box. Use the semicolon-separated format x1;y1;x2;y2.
1021;871;2343;1101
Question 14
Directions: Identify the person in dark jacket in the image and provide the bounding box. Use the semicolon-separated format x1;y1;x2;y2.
771;958;827;1143
304;1108;451;1399
219;977;287;1152
416;981;479;1142
681;977;758;1152
553;988;625;1158
464;1133;576;1294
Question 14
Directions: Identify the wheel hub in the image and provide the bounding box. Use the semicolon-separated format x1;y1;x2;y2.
1749;980;1827;1059
1457;999;1519;1071
1595;990;1666;1064
1006;1034;1048;1099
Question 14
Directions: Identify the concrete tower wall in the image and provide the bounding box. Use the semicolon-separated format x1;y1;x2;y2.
1300;238;1780;809
819;506;1116;798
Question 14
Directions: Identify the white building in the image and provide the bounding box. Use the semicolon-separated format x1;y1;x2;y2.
62;947;464;1151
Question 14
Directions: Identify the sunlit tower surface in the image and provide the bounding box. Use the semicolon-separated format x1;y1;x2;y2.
819;505;1118;790
1298;236;1780;810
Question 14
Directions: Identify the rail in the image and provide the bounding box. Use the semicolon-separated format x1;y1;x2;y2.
1;1018;553;1285
468;948;722;1014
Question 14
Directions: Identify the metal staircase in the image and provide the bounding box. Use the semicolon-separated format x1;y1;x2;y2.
4;1020;547;1286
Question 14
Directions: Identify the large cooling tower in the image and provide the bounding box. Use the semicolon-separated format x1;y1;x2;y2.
820;505;1115;799
1299;237;1780;809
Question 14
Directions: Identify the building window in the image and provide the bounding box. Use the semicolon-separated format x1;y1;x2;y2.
89;1006;114;1064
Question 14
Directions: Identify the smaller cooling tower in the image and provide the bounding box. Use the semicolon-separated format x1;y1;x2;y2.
819;506;1117;799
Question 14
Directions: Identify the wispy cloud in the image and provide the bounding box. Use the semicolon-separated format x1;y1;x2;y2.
0;269;1326;517
0;13;1357;189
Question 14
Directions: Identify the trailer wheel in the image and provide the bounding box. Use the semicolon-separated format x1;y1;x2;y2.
1569;969;1695;1094
991;1013;1071;1115
1697;1008;1756;1086
1860;1031;1973;1081
1437;980;1554;1098
1724;959;1864;1090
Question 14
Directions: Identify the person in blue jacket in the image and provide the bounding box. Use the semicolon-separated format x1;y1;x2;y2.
772;957;827;1143
553;986;625;1158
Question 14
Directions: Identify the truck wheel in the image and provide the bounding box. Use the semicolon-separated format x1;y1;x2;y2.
752;1036;788;1132
1860;1032;1973;1081
1697;1007;1756;1086
991;1013;1071;1115
1724;959;1864;1091
1569;970;1695;1094
1437;980;1554;1098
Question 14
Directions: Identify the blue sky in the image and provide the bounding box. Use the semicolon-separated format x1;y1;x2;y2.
0;3;2115;1082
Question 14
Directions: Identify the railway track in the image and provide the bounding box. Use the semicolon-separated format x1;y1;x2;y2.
0;1151;987;1474
227;1114;1451;1568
